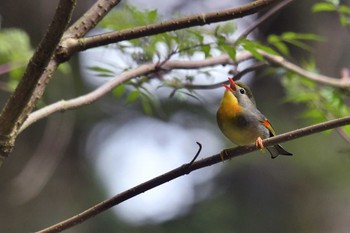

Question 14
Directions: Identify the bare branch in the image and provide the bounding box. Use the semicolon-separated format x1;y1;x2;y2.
236;0;294;42
20;52;252;132
36;115;350;233
0;0;76;165
65;0;122;38
57;0;280;59
259;50;350;88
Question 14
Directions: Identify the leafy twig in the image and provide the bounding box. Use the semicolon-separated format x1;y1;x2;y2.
20;52;252;132
56;0;280;60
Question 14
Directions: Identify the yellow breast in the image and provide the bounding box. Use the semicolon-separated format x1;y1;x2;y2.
216;90;260;145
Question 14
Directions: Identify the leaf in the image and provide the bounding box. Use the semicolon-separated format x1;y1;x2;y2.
312;2;337;12
202;44;211;58
339;14;350;26
339;5;350;14
126;90;140;103
281;32;323;41
88;66;115;74
220;44;236;62
113;84;125;97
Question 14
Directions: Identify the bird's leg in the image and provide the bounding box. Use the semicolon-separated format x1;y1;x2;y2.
255;137;264;151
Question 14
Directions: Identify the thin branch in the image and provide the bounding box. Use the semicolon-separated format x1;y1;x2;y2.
259;50;350;88
20;52;252;132
57;0;280;60
236;0;294;42
183;62;267;90
0;0;76;165
36;115;350;233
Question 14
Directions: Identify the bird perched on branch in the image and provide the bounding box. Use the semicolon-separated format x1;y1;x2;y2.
217;77;292;159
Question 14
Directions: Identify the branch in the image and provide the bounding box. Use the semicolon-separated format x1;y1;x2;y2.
36;115;350;233
57;0;280;60
19;52;252;132
65;0;122;38
259;50;350;88
236;0;294;42
0;0;76;165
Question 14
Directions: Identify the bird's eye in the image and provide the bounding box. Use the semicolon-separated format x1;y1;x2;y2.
239;88;246;94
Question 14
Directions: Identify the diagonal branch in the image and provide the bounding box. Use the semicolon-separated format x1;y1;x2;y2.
57;0;280;60
65;0;122;38
259;50;350;88
19;52;252;132
36;115;350;233
0;0;76;165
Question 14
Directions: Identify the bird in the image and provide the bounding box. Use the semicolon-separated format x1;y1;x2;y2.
216;77;293;159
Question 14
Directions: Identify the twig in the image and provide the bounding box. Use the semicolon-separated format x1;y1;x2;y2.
0;0;76;165
183;62;267;90
36;115;350;233
235;0;294;42
57;0;280;60
188;142;202;165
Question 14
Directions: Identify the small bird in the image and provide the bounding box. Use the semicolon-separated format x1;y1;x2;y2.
217;77;292;159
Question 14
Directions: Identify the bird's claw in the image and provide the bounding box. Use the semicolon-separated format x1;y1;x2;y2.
220;149;229;161
255;137;264;151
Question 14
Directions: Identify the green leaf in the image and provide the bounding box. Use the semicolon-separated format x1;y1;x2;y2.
281;32;323;41
126;90;140;103
312;2;337;12
202;44;211;58
220;44;236;62
339;5;350;14
147;9;158;22
88;66;115;74
339;14;350;26
113;84;125;97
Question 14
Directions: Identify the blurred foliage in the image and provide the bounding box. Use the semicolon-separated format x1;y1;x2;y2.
282;63;350;136
312;0;350;26
0;28;33;90
0;28;71;91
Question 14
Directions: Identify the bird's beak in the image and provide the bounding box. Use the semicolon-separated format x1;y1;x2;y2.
228;77;236;91
223;84;233;92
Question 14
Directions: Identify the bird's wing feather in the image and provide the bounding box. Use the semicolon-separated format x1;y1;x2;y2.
259;118;276;137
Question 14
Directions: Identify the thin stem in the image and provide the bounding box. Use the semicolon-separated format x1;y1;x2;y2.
236;0;294;42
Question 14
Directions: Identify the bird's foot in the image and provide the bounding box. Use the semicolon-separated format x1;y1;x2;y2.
220;149;229;161
255;137;264;151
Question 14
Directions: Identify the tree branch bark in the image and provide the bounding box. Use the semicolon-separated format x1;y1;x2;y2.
0;0;76;165
57;0;280;60
259;50;350;88
36;115;350;233
65;0;122;38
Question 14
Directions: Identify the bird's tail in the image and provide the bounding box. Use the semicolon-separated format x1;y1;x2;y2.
266;144;293;159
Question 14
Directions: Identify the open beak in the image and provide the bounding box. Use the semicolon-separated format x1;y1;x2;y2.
223;77;236;92
228;77;236;91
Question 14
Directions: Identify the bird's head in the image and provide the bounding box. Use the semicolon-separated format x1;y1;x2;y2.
222;77;256;109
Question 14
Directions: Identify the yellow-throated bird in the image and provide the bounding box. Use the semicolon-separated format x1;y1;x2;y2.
217;77;292;159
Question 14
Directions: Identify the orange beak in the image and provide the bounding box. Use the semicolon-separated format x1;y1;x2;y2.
223;77;236;92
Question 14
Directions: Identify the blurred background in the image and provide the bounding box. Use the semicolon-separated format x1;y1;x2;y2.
1;0;350;232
